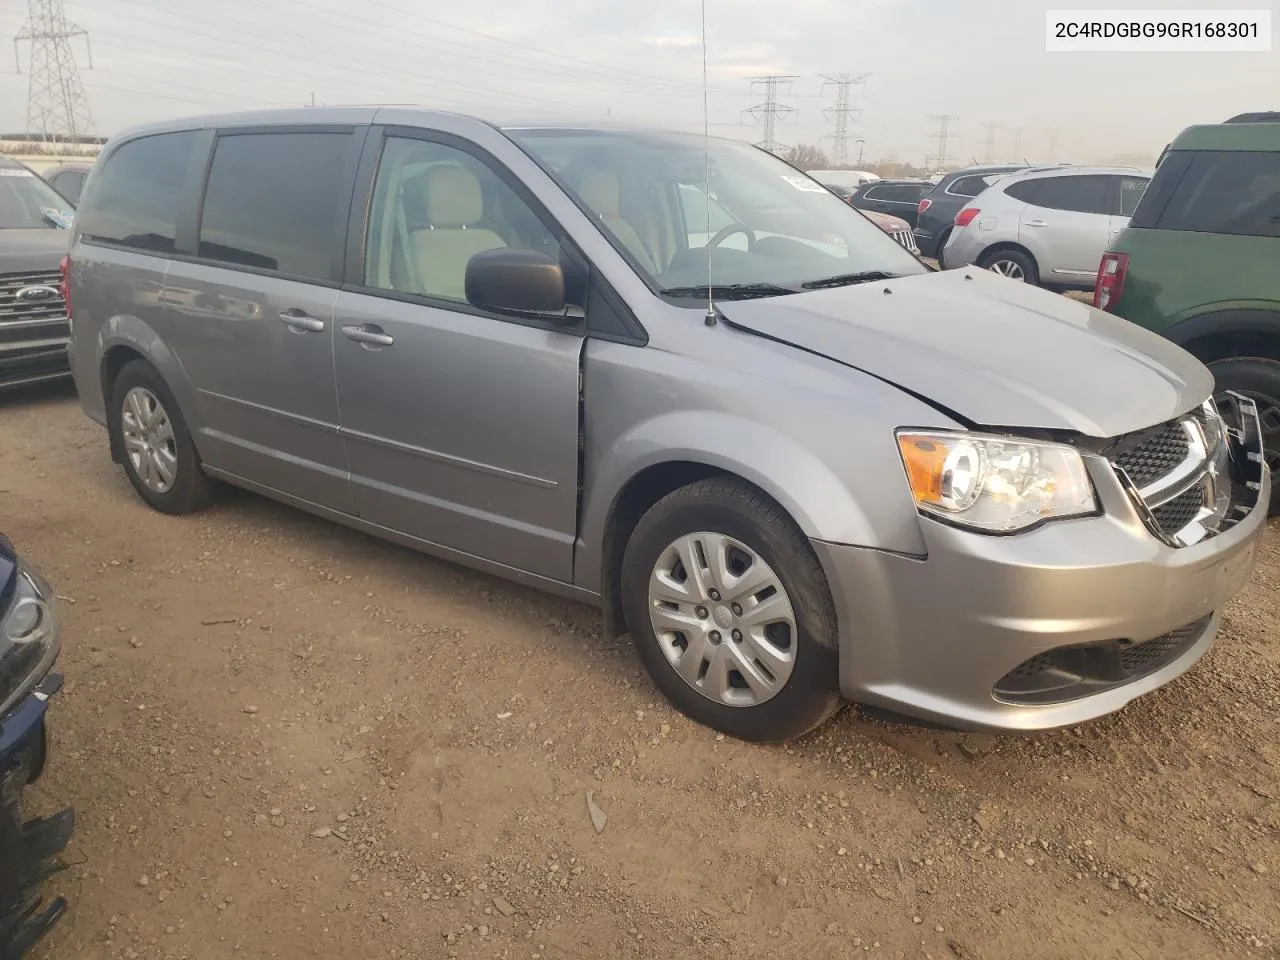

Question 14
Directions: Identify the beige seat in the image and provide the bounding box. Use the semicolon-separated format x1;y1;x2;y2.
575;169;658;273
407;165;507;301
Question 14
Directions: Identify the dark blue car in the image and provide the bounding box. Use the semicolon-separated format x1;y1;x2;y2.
0;532;72;957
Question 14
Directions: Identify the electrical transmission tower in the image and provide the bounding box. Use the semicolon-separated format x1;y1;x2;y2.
981;121;1000;163
928;114;960;171
743;75;799;154
819;72;870;166
14;0;94;141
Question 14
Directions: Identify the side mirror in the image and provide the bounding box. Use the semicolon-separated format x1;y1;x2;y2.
465;248;569;319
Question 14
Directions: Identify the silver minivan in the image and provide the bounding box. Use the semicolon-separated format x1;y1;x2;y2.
65;108;1269;741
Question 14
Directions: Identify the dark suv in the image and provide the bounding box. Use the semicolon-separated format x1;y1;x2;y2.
848;179;931;227
1097;117;1280;511
0;156;75;390
913;164;1029;260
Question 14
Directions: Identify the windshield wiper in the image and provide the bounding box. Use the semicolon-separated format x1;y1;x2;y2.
800;271;899;290
660;282;797;300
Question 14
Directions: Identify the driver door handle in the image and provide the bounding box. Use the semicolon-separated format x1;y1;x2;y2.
279;309;325;332
341;323;395;348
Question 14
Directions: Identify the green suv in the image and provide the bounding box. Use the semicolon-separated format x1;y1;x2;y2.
1097;114;1280;512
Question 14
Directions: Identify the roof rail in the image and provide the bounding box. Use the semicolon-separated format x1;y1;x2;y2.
1225;111;1280;123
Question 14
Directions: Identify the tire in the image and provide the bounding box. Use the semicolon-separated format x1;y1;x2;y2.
1206;357;1280;516
109;359;216;515
620;477;845;742
977;247;1039;285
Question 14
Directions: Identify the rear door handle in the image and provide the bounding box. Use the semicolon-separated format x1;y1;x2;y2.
1026;219;1048;227
341;323;394;348
279;309;325;333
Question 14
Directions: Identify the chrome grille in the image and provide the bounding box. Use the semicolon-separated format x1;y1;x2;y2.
1108;399;1236;547
891;230;919;254
0;271;66;325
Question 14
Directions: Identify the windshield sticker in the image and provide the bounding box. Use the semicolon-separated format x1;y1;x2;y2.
0;168;35;177
781;175;829;193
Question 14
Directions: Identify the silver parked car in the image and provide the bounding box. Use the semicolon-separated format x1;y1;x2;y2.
65;109;1268;741
942;166;1151;288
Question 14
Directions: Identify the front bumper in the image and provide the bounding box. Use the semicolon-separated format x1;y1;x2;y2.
0;674;63;791
0;334;71;390
815;426;1270;732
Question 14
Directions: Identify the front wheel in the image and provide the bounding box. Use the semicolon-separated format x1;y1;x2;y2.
620;477;844;742
1207;357;1280;516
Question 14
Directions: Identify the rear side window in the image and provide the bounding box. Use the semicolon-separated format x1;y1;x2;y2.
948;175;993;197
198;132;353;280
1154;151;1280;238
1005;175;1113;215
866;184;922;202
77;131;196;252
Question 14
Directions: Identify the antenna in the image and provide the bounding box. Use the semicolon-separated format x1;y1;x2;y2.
700;0;716;326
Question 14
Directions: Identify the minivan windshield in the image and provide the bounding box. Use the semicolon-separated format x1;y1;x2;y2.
0;164;75;230
509;129;927;299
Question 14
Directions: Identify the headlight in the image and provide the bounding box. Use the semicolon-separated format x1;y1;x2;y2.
896;431;1097;533
0;564;62;717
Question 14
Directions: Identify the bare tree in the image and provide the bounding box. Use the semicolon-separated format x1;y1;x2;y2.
784;143;831;170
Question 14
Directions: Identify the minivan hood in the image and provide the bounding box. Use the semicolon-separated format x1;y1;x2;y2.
0;228;69;274
720;269;1212;438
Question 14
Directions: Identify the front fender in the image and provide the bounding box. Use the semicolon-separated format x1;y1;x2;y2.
576;408;934;595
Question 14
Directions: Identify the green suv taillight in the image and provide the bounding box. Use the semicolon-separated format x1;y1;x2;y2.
1093;252;1128;311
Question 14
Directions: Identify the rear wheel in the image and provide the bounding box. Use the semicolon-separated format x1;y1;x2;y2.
978;247;1039;285
1207;357;1280;516
620;477;845;742
110;360;216;515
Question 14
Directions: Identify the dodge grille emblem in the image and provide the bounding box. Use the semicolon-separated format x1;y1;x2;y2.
14;285;60;302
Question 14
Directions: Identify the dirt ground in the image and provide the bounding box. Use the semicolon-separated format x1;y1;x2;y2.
6;383;1278;960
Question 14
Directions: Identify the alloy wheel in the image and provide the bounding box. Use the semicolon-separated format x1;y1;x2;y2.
988;259;1026;281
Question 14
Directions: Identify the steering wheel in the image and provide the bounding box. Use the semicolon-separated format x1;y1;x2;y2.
708;223;756;250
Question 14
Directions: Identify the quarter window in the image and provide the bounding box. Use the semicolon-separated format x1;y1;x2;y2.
364;136;559;302
77;131;196;252
1118;177;1149;217
1157;151;1280;238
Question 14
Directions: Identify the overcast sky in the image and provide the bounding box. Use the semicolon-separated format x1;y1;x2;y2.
0;0;1275;165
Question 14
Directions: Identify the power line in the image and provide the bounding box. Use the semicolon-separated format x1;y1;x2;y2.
819;72;870;166
58;2;700;129
743;75;798;154
13;0;94;139
928;114;959;170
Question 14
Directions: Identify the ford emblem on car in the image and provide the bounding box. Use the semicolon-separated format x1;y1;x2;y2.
14;285;60;302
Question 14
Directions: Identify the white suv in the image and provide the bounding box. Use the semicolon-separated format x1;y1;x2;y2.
942;166;1150;289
